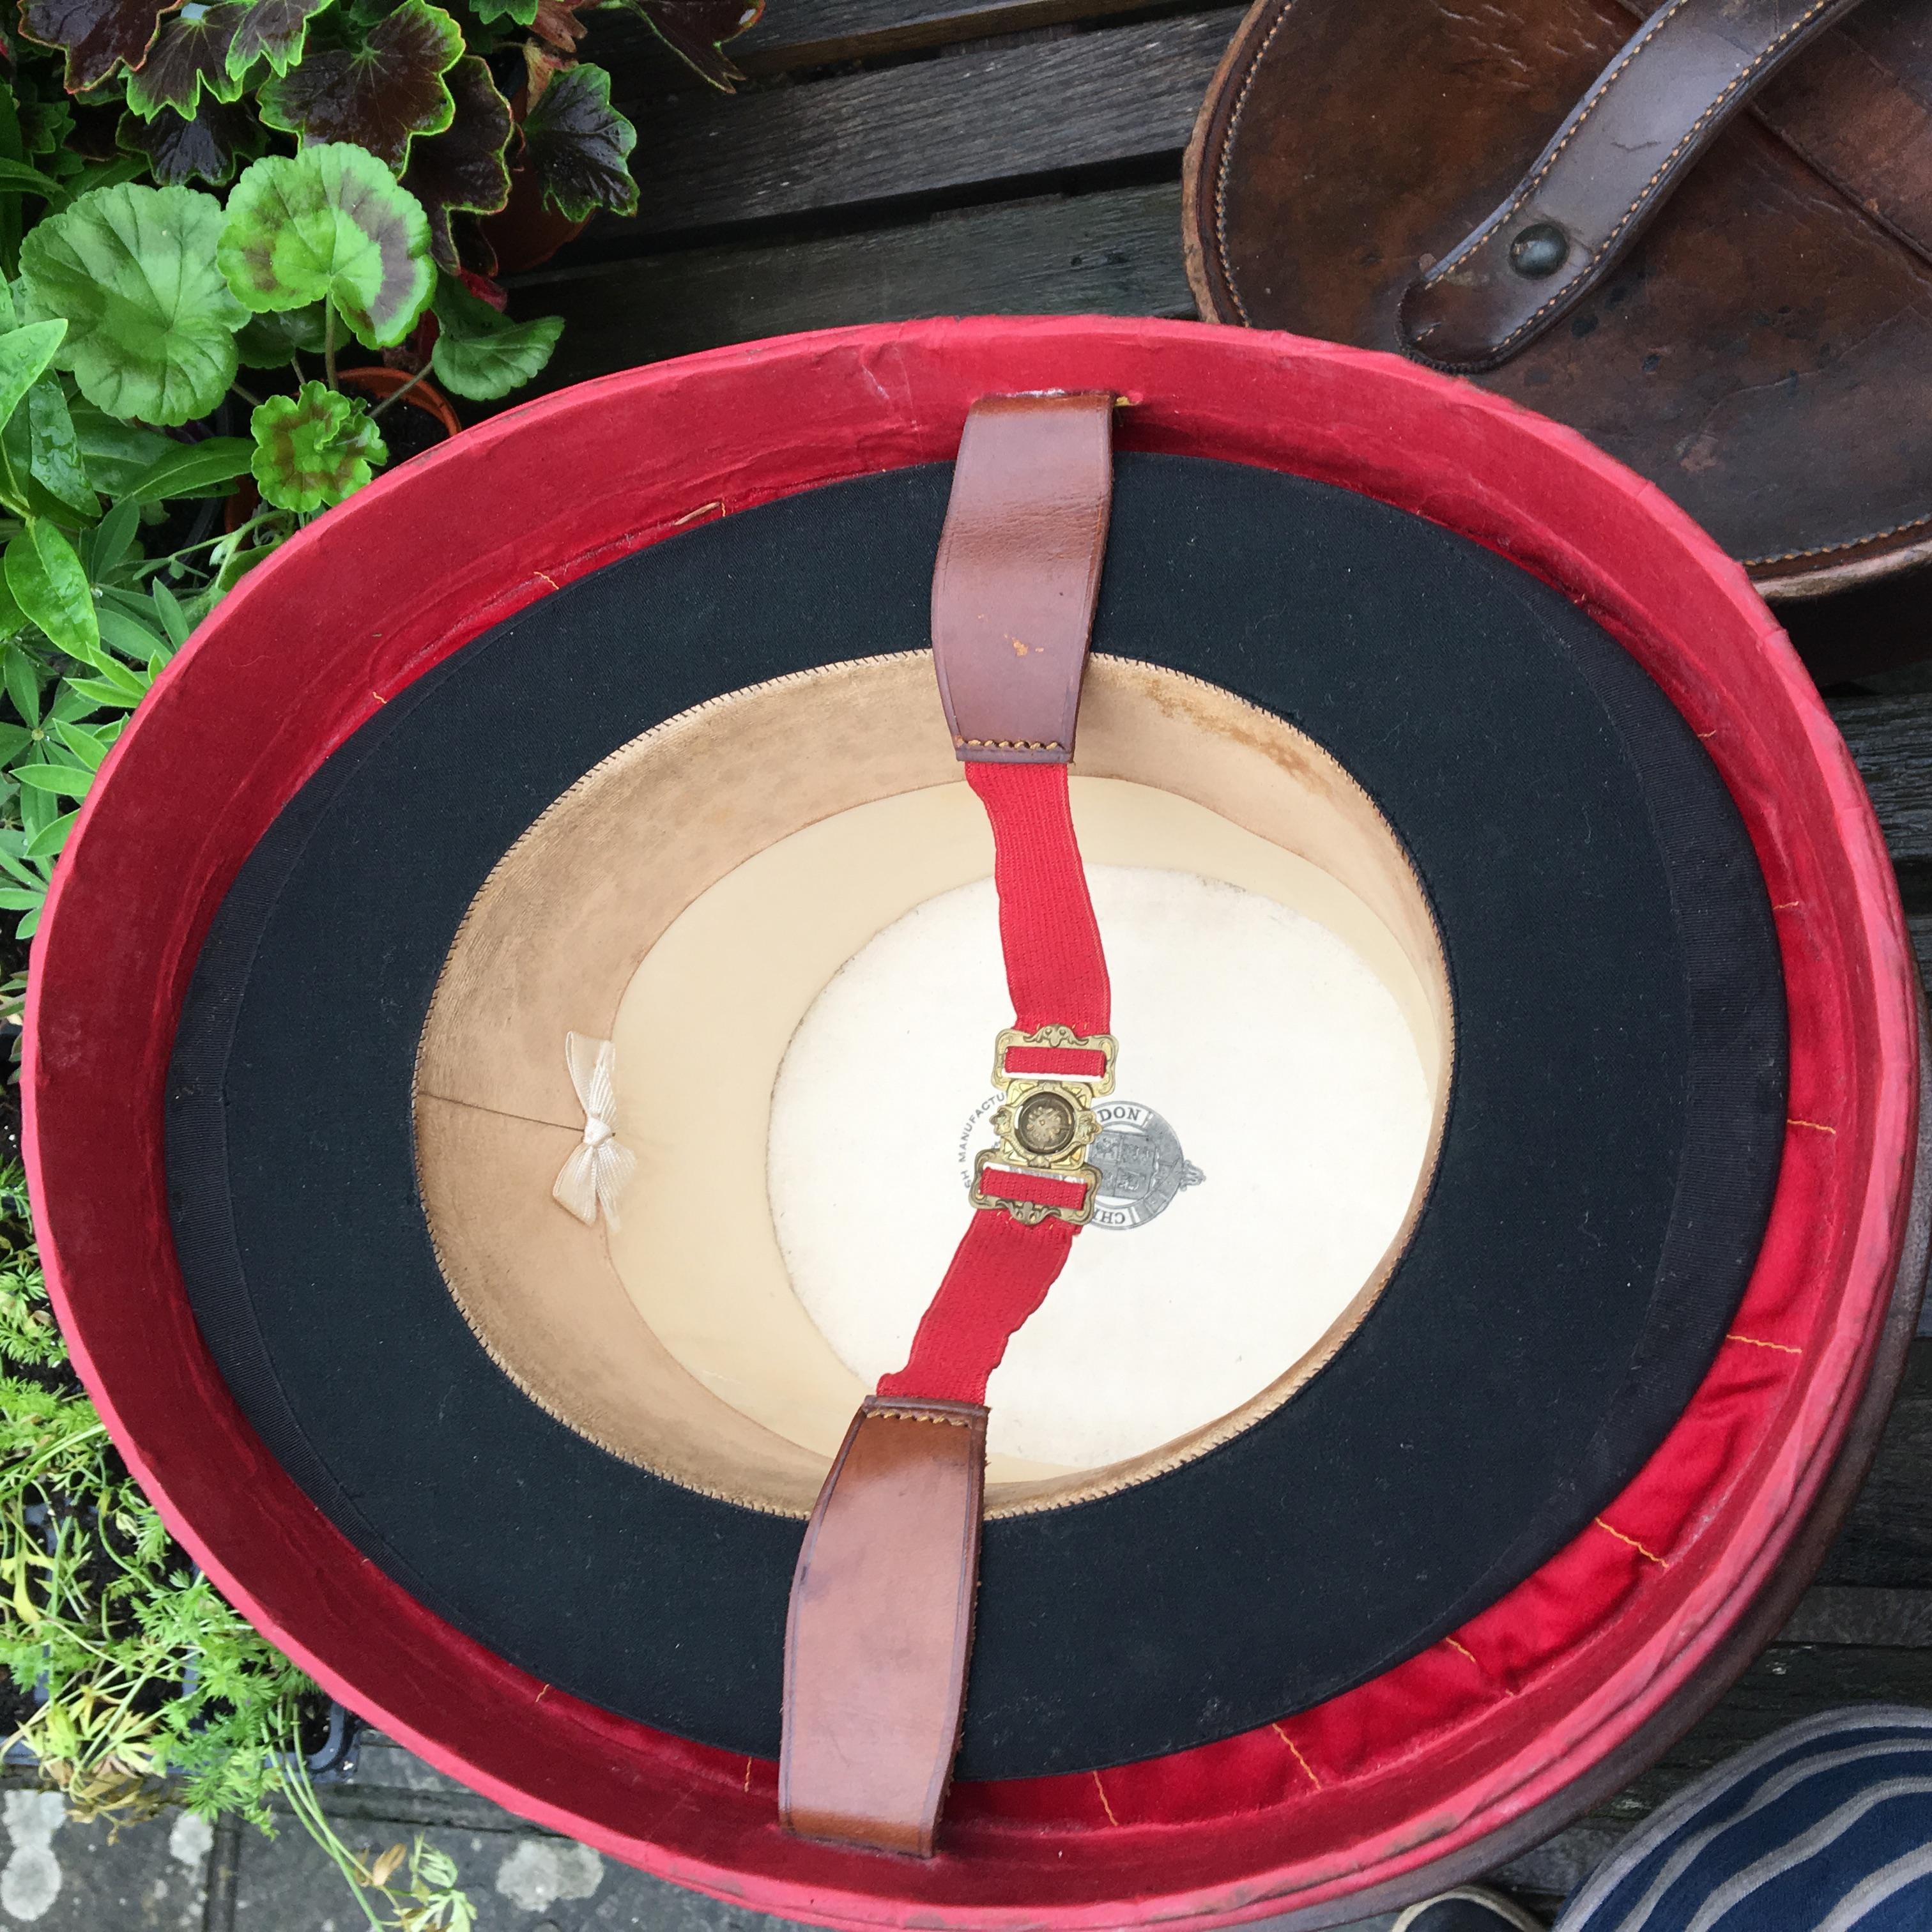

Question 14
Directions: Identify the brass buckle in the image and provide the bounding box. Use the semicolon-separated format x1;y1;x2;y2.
970;1024;1119;1227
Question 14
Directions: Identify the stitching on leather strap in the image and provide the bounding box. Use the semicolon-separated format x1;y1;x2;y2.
1423;0;1700;282
1425;0;1837;365
956;736;1062;751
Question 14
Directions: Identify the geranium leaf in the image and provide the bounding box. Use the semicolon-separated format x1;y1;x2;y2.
399;56;510;272
250;379;386;511
220;145;434;348
520;63;636;222
469;0;535;22
429;272;559;401
224;0;330;77
6;521;100;662
622;0;760;88
20;0;181;93
233;301;326;365
257;0;463;169
19;184;245;426
24;381;100;520
122;1;249;118
0;322;70;441
529;0;588;52
116;98;261;186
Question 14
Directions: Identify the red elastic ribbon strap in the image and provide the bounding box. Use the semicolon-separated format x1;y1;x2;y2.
877;762;1108;1406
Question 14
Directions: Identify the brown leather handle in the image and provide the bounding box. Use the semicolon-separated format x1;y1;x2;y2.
780;1399;988;1858
1399;0;1871;372
931;392;1115;765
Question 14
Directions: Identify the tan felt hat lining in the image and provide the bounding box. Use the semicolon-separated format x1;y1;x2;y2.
415;654;1452;1518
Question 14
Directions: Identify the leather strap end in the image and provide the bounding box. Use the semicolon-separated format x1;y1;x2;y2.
780;1396;989;1857
931;392;1116;766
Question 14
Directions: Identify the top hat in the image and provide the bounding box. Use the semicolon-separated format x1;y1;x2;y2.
26;317;1926;1927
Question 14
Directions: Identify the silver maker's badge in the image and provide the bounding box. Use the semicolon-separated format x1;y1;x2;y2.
957;1095;1204;1231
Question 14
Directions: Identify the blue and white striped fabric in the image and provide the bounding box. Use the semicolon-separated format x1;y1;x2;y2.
1556;1707;1932;1932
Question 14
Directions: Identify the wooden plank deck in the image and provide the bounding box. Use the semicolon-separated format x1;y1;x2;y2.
503;6;1932;1912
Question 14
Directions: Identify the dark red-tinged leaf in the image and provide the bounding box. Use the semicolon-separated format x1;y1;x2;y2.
399;52;509;270
20;0;181;93
122;1;247;118
530;0;588;52
519;60;634;222
622;0;760;88
116;96;259;183
224;0;331;77
257;0;462;169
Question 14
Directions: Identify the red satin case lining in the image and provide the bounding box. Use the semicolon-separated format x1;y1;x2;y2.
878;762;1108;1407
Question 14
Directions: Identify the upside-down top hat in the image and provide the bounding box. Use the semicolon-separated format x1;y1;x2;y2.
26;318;1929;1929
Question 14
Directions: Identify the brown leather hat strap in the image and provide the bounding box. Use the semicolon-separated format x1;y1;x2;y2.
779;393;1116;1857
1399;0;1869;371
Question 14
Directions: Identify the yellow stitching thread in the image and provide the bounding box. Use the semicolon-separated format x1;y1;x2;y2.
1728;1333;1803;1355
1595;1517;1667;1567
1092;1772;1120;1825
1745;509;1932;566
955;736;1062;751
1788;1117;1837;1135
1271;1723;1322;1788
1445;1636;1478;1666
1772;901;1802;911
870;1406;977;1426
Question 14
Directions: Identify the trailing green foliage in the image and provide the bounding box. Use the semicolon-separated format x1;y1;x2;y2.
0;1165;477;1929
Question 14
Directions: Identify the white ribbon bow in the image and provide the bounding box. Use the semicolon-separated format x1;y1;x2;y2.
552;1032;636;1229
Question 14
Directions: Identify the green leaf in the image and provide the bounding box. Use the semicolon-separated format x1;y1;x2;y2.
6;523;98;661
122;435;252;503
150;579;190;647
0;839;45;887
3;647;42;726
95;602;164;657
233;302;326;367
520;63;637;222
62;673;144;707
24;808;76;859
0;160;66;203
429;274;560;402
470;0;536;20
249;379;386;512
19;0;181;93
257;0;464;170
19;185;246;427
0;885;46;910
218;145;434;350
51;719;107;769
0;322;68;444
24;382;100;521
87;498;142;581
15;762;91;797
0;724;30;763
68;402;176;498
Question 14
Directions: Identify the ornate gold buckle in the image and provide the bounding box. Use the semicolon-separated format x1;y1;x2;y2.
970;1024;1119;1227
